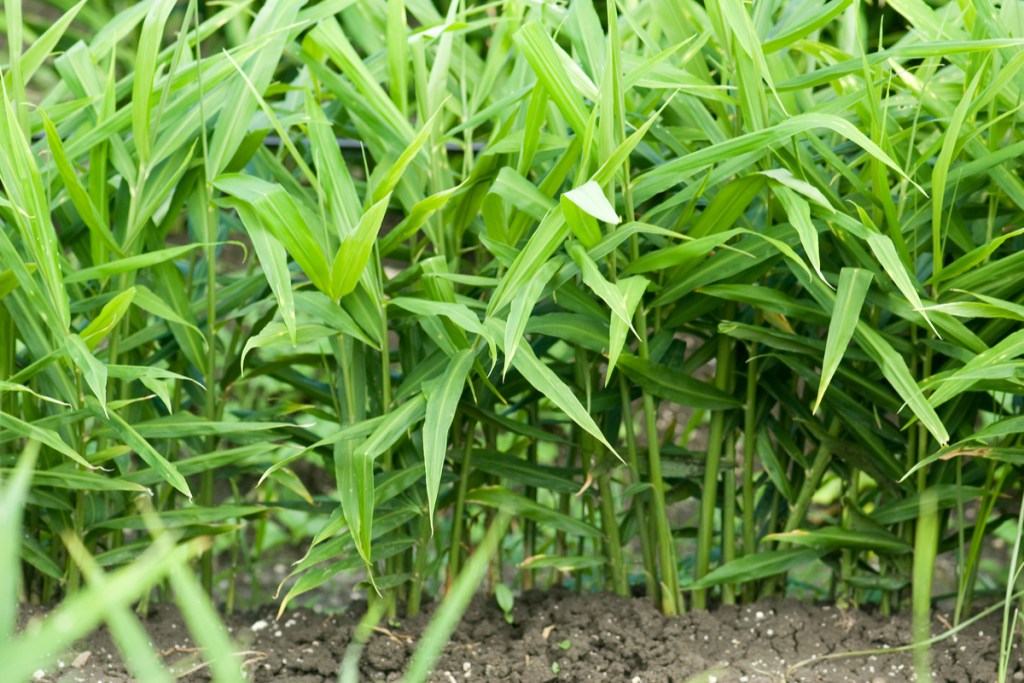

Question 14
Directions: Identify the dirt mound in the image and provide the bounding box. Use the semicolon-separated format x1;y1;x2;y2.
20;589;1015;682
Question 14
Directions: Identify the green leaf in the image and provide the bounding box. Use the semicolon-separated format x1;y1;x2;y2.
422;348;476;526
467;486;600;538
294;291;376;347
331;193;391;300
493;167;557;221
775;186;827;285
2;536;197;683
98;505;268;531
855;324;949;445
306;89;360;238
765;527;911;555
362;394;429;461
495;583;514;614
0;267;24;299
22;468;150;493
863;222;937;336
99;406;192;498
166;562;246;683
241;323;338;372
206;0;305;176
65;334;107;416
504;259;561;379
489;208;569;316
931;62;987;285
519;555;605;572
463;449;580;494
616;354;741;410
760;168;833;210
0;441;39;643
0;380;68;407
927;330;1024;409
307;17;415;148
689;548;826;590
80;288;136;350
564;180;620;224
501;321;619;459
621;229;747;276
131;0;176;167
634;113;918;202
560;194;603;248
872;485;984;525
19;0;87;82
0;413;91;469
566;241;633;333
762;0;853;53
131;285;202;334
214;174;332;295
514;22;590;136
40;109;122;256
63;244;207;284
607;277;648;385
335;438;375;574
233;201;297;345
0;77;69;333
814;268;872;413
370;107;442;205
801;274;949;445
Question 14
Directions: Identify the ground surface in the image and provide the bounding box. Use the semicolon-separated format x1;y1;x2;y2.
18;588;1020;683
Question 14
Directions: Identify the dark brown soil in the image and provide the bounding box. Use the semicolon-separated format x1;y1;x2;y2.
18;589;1020;683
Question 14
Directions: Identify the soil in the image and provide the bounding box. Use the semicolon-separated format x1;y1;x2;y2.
17;588;1020;683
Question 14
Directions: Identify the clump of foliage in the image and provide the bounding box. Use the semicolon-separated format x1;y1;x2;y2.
2;0;1024;681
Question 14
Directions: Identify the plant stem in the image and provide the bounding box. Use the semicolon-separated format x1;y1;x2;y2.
957;463;1006;622
597;467;629;597
523;403;539;591
695;315;735;610
448;416;476;582
200;181;219;593
784;419;841;534
619;377;658;601
741;342;758;603
629;252;682;614
722;431;737;606
998;481;1024;683
407;511;432;617
913;488;939;683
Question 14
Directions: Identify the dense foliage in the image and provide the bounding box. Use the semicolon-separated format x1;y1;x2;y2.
2;0;1024;680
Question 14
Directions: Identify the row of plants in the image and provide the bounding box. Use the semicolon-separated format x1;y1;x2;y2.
2;0;1024;680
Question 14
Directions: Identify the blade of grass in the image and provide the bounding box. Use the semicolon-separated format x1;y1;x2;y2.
0;440;39;644
422;348;476;526
813;268;873;414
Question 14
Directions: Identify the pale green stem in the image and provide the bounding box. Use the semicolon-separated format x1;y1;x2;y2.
913;488;939;683
741;344;758;603
619;377;659;601
695;319;734;610
722;432;737;606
